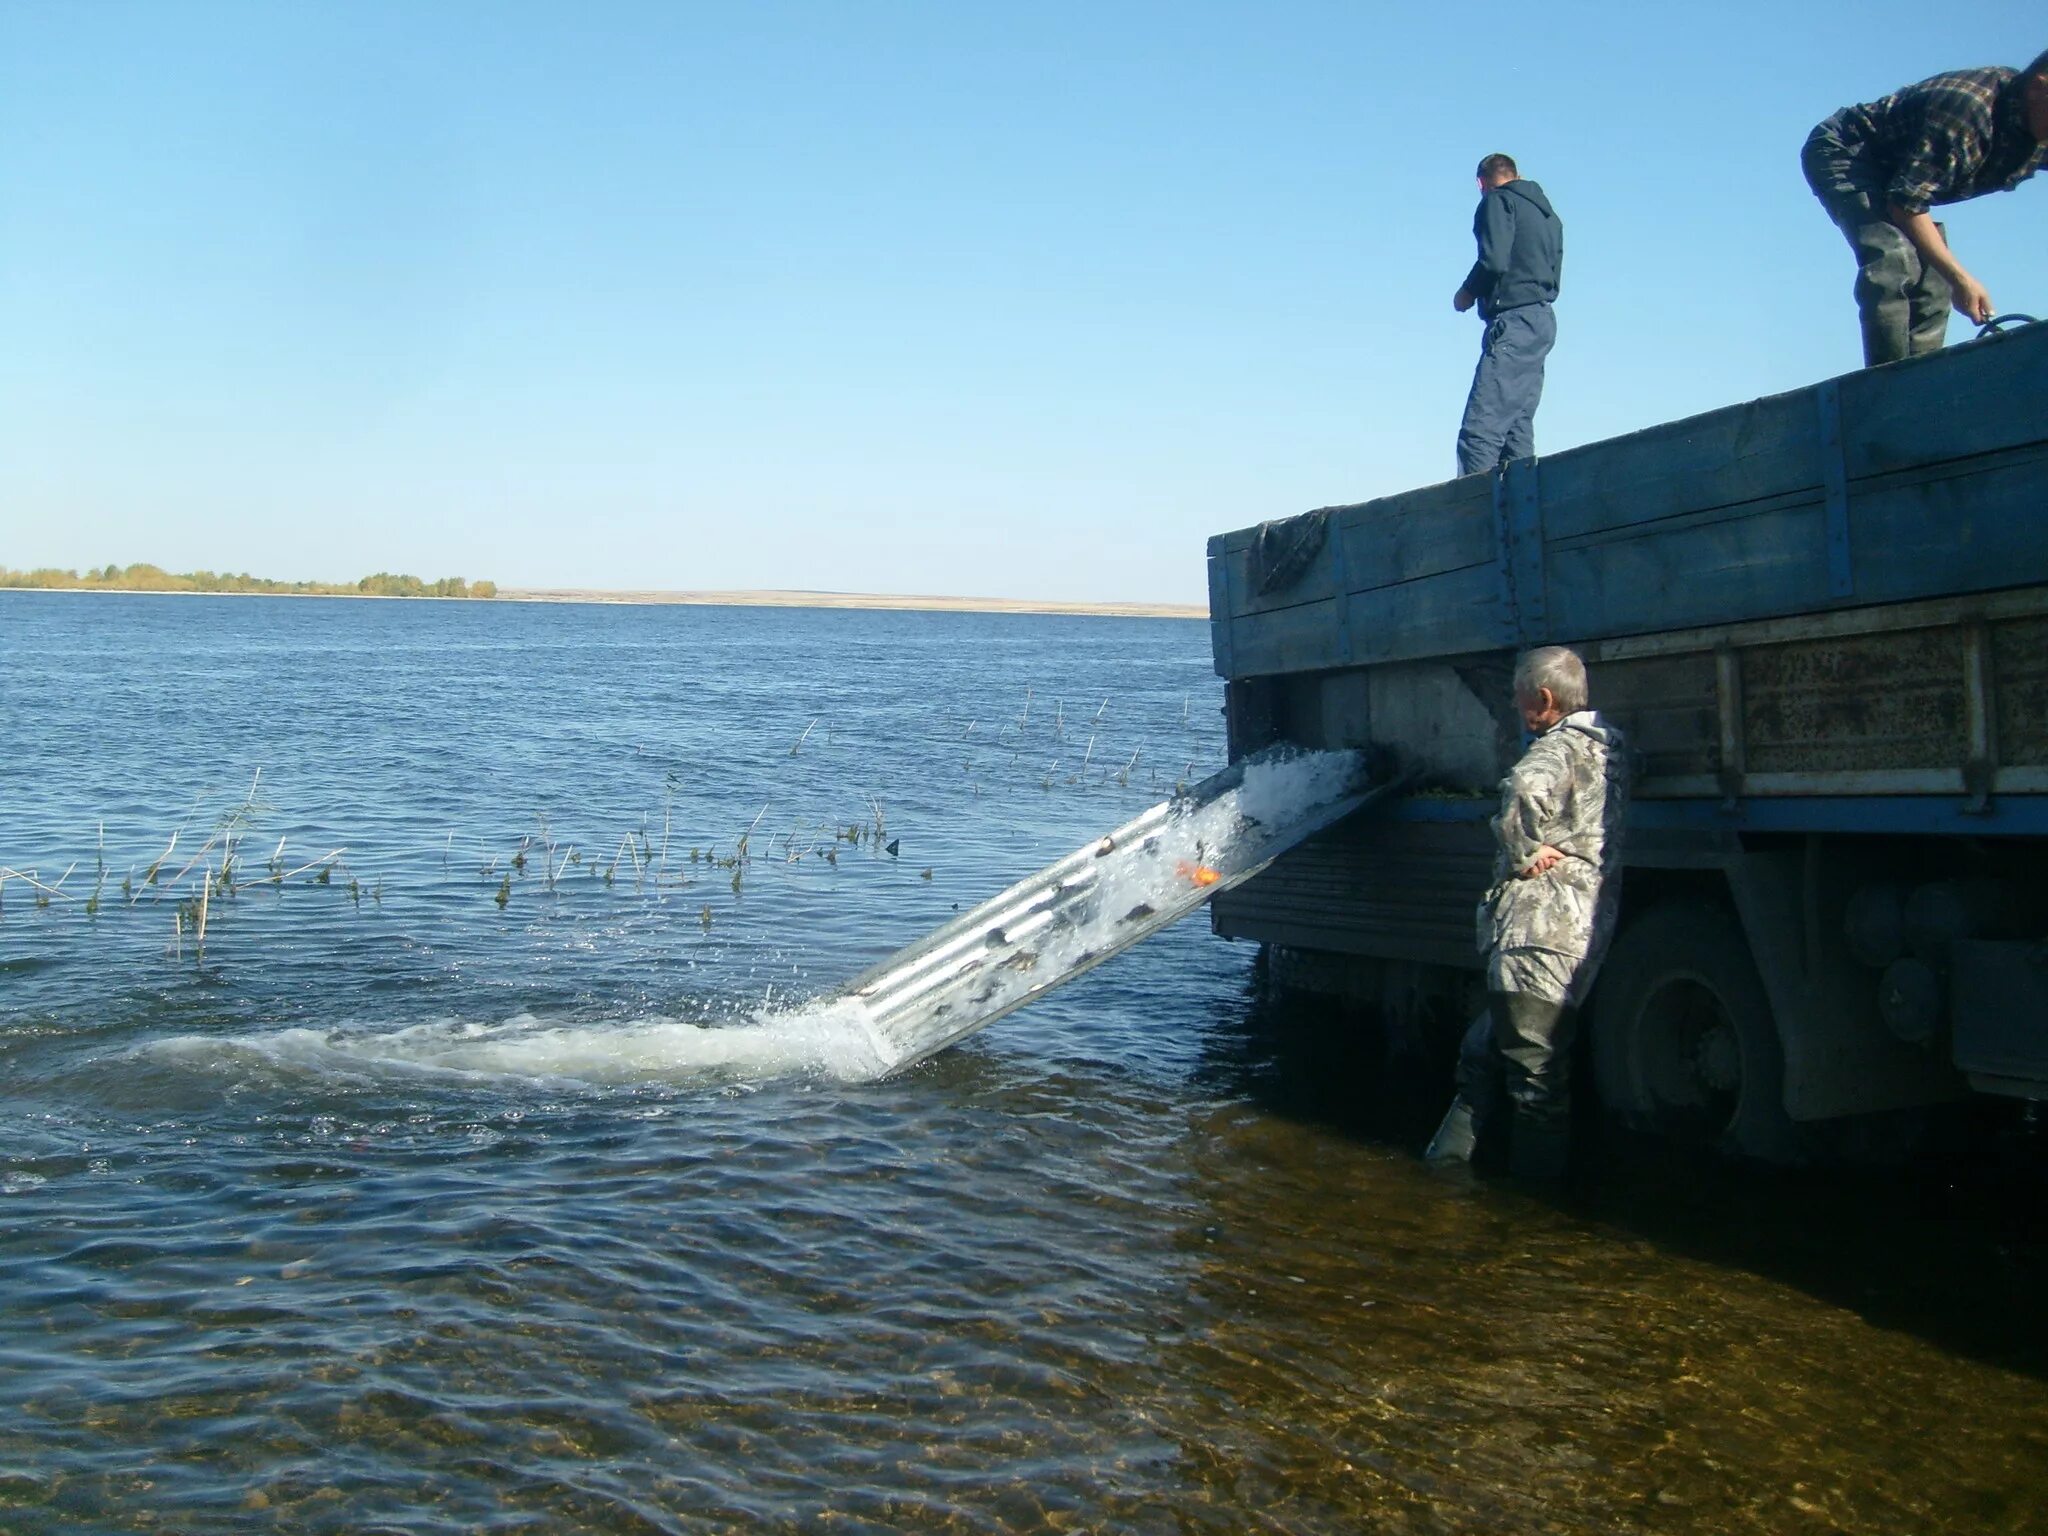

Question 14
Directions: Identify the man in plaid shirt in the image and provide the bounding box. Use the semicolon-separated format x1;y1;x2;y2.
1802;50;2048;365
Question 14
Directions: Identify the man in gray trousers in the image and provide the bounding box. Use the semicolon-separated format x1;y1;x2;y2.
1802;48;2047;367
1427;646;1630;1180
1453;153;1563;478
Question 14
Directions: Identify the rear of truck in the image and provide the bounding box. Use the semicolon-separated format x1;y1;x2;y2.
1205;321;2048;1158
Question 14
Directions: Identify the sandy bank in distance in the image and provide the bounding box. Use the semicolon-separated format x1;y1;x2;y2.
498;588;1207;619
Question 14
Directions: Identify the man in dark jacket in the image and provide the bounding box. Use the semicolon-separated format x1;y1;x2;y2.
1453;154;1564;478
1802;50;2048;366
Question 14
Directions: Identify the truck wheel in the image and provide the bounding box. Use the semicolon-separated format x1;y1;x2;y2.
1590;903;1799;1161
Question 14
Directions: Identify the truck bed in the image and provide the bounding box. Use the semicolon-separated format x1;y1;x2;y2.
1204;324;2048;1127
1208;320;2048;682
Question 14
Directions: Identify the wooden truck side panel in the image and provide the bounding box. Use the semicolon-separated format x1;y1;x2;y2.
1206;324;2048;1127
1208;321;2048;683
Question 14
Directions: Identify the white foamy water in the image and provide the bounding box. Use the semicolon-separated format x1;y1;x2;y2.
139;1000;892;1088
1235;747;1363;828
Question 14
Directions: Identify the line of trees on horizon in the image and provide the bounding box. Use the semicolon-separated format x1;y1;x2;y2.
0;563;498;599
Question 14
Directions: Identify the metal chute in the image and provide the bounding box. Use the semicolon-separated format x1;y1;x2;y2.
837;747;1401;1075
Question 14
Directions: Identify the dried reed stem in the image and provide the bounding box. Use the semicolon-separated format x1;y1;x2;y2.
737;802;770;860
234;848;347;891
161;830;225;893
0;867;73;900
144;831;179;883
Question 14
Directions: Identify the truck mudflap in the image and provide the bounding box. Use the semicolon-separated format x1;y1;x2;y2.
840;747;1402;1076
1950;939;2048;1098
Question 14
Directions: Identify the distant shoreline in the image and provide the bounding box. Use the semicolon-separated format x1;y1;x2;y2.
0;585;483;603
498;587;1207;618
0;584;1207;619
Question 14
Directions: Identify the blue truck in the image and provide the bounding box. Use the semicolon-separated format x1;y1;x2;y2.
1203;319;2048;1159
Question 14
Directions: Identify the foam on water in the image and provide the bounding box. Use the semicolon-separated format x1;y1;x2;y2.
1235;748;1363;828
139;999;892;1088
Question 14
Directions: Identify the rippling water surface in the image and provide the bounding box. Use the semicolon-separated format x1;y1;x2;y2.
2;591;2044;1533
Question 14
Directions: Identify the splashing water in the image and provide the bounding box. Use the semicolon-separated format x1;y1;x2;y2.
843;747;1378;1074
139;1001;893;1088
133;750;1374;1091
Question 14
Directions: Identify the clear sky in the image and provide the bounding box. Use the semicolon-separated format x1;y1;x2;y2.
2;3;2042;604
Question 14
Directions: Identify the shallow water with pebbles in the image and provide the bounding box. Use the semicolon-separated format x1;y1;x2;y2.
1;591;2043;1533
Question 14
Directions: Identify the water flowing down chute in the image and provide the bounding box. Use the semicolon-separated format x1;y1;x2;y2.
841;746;1401;1075
131;749;1397;1089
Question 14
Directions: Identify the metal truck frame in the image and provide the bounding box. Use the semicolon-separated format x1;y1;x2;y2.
1204;321;2048;1159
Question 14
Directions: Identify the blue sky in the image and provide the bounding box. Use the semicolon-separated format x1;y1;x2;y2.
1;3;2042;603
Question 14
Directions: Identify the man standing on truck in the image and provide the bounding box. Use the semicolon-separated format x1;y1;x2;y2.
1453;153;1563;478
1801;49;2048;366
1426;646;1630;1180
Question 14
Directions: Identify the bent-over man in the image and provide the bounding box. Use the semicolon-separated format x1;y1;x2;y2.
1802;49;2048;366
1453;153;1563;478
1427;646;1629;1180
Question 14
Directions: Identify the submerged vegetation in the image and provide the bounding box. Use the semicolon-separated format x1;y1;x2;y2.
0;765;918;962
0;563;497;598
0;686;1220;965
0;770;357;960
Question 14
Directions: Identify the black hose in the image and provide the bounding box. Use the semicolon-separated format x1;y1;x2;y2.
1976;313;2040;336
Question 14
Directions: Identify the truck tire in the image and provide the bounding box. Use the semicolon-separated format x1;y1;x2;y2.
1589;902;1800;1162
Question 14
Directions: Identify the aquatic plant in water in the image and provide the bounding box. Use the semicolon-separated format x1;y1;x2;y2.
3;689;1205;969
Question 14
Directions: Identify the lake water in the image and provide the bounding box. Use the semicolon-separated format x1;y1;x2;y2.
2;591;2043;1533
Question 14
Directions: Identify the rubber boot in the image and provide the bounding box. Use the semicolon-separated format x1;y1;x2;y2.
1508;1114;1570;1182
1425;1098;1481;1163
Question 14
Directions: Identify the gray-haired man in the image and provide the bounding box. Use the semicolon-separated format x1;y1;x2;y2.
1427;646;1630;1180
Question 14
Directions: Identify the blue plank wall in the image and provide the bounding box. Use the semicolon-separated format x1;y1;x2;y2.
1390;791;2048;839
1208;320;2048;682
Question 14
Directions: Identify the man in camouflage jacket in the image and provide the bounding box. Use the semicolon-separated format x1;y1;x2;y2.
1427;646;1630;1179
